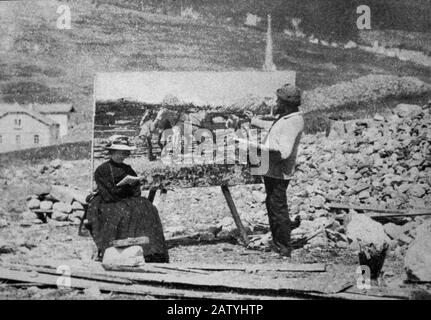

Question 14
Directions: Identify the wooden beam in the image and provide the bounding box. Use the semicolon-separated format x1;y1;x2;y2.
2;263;133;285
149;263;326;273
19;262;408;300
165;233;236;248
328;202;431;217
0;266;297;300
368;211;431;219
328;202;405;213
111;236;150;248
220;184;250;245
101;265;348;295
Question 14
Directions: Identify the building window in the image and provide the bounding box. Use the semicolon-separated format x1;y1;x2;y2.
16;135;21;145
14;118;22;127
34;135;39;144
0;135;2;143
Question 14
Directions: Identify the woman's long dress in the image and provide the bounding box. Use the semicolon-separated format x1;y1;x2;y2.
87;159;169;262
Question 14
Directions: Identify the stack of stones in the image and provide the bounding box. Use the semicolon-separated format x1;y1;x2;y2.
210;103;431;252
26;185;87;225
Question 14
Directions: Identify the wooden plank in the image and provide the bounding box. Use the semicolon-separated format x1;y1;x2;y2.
329;202;431;218
22;261;412;300
2;263;133;285
165;233;236;248
111;236;150;248
0;266;297;300
149;263;326;273
23;262;406;300
313;291;401;301
368;211;431;219
101;265;348;295
144;265;211;275
344;286;412;300
165;233;201;245
220;184;250;245
328;202;405;213
101;263;167;274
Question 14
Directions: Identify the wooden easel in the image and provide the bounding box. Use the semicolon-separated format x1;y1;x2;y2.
148;184;250;246
87;136;250;245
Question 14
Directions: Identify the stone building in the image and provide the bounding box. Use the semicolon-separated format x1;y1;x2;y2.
0;103;60;153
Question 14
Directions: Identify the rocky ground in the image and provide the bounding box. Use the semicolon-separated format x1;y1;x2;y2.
1;103;430;299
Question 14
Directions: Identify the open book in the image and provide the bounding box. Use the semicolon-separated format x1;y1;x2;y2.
116;175;142;187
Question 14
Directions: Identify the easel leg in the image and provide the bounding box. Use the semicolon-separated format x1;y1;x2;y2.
148;187;158;203
220;184;250;246
153;188;168;213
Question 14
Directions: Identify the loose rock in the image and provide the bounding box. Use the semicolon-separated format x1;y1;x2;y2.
52;202;73;214
404;221;431;282
102;246;145;267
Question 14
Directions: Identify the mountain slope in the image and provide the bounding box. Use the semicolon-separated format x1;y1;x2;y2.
0;0;430;141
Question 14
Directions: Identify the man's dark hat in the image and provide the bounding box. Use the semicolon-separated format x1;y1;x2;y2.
276;84;301;103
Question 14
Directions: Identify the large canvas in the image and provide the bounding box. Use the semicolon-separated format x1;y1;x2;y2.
93;71;295;189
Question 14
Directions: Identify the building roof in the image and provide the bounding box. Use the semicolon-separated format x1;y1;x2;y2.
95;71;296;108
0;103;59;127
31;103;75;114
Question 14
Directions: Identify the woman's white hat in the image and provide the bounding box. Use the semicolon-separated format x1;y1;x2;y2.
105;135;137;151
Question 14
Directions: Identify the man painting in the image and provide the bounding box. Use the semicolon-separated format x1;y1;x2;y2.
243;84;304;257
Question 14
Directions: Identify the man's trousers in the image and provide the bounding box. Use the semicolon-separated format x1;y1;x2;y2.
263;176;292;251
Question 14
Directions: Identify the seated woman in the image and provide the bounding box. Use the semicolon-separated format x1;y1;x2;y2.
87;135;169;263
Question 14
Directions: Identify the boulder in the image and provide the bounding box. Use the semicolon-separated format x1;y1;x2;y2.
404;221;431;282
27;199;40;210
40;201;53;211
102;245;145;267
217;216;235;229
394;104;423;118
68;217;82;225
383;223;403;240
49;186;74;204
310;195;326;208
52;202;73;214
51;211;69;222
71;201;84;211
308;234;328;248
49;186;87;205
70;210;85;220
30;184;51;196
22;210;37;221
347;214;390;279
408;185;426;198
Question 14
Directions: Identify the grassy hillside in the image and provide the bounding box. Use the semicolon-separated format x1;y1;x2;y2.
0;0;430;142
